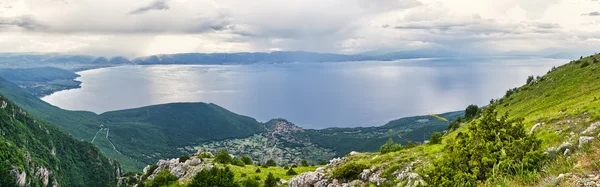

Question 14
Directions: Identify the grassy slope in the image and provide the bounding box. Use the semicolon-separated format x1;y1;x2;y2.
0;95;118;186
321;54;600;186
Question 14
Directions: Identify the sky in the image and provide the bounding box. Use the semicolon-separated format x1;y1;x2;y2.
0;0;600;57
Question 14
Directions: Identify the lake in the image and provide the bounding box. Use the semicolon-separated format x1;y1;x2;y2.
42;57;567;129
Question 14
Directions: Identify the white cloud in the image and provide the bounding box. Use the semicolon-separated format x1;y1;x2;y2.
0;0;599;57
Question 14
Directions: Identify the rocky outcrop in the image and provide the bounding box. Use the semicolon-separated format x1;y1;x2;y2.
288;172;326;187
146;157;208;182
579;136;595;148
582;122;600;135
529;123;543;134
10;168;27;186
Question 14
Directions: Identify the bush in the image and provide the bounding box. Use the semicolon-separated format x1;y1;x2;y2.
301;160;309;167
581;61;590;68
380;138;402;154
283;165;289;169
145;170;177;187
286;168;297;175
241;155;253;165
215;149;233;164
198;152;213;158
429;132;443;144
188;167;238;187
255;168;261;173
319;161;327;165
265;159;276;167
233;158;246;166
332;162;369;180
424;105;545;186
464;104;481;119
264;173;277;187
291;165;298;168
526;75;534;84
447;116;463;131
179;155;191;163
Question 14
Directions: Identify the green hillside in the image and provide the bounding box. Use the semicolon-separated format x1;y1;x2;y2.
0;94;118;186
291;54;600;186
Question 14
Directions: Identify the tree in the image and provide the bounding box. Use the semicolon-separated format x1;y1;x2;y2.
214;149;233;164
300;160;309;167
526;75;534;84
425;105;545;186
188;167;239;187
265;159;276;167
286;168;298;175
145;170;177;187
255;168;261;173
264;173;277;187
380;138;402;154
241;155;253;165
233;158;246;166
464;104;481;120
429;132;443;144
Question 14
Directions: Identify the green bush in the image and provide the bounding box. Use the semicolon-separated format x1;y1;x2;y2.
264;173;277;187
424;105;545;186
301;160;309;167
241;155;253;165
188;167;238;187
429;132;443;144
464;104;481;119
215;149;233;164
332;162;369;180
179;155;191;163
286;168;297;175
255;168;261;173
265;159;276;167
241;178;260;187
198;152;213;158
145;170;177;187
380;138;402;154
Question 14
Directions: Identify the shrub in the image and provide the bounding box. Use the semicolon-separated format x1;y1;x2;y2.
233;158;246;166
215;149;233;164
332;162;369;180
265;159;276;167
286;168;297;175
179;155;191;163
291;165;298;168
145;170;177;187
241;155;253;165
581;61;590;68
198;152;213;158
264;173;277;187
188;167;238;187
301;160;309;167
526;75;534;84
380;138;402;154
319;161;327;165
424;105;545;186
283;165;289;169
464;104;481;119
255;168;261;173
429;132;443;144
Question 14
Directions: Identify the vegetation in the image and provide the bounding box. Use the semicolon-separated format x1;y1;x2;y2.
0;94;118;186
425;105;545;186
188;167;238;187
263;173;277;187
286;168;297;175
145;170;178;187
380;138;402;154
265;159;277;167
0;67;81;97
428;132;443;144
215;149;234;164
332;162;369;181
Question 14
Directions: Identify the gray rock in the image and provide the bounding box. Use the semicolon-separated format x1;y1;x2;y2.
349;151;360;155
10;168;27;187
315;167;325;173
557;142;572;152
583;122;600;135
529;123;542;134
359;169;370;181
288;172;325;187
579;136;595;148
563;148;571;156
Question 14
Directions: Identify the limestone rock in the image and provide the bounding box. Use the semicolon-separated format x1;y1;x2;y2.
288;172;325;187
563;148;571;156
529;123;542;134
579;136;595;148
10;168;27;187
583;122;600;135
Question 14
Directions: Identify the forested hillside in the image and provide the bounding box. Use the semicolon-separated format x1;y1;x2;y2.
0;94;119;186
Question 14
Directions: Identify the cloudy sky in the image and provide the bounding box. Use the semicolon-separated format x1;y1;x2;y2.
1;0;600;57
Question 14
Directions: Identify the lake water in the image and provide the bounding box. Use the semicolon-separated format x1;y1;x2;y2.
42;57;567;129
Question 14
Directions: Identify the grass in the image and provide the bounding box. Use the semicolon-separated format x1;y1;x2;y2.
228;164;320;183
307;54;600;186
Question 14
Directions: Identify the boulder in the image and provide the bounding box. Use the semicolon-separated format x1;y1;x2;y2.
563;148;571;156
582;122;600;135
288;172;325;187
579;136;595;148
359;169;370;181
557;142;571;152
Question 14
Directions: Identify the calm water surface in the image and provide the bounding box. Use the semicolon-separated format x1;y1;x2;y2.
42;57;567;128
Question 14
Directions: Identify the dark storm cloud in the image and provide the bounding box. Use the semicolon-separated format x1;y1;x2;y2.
129;0;170;15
